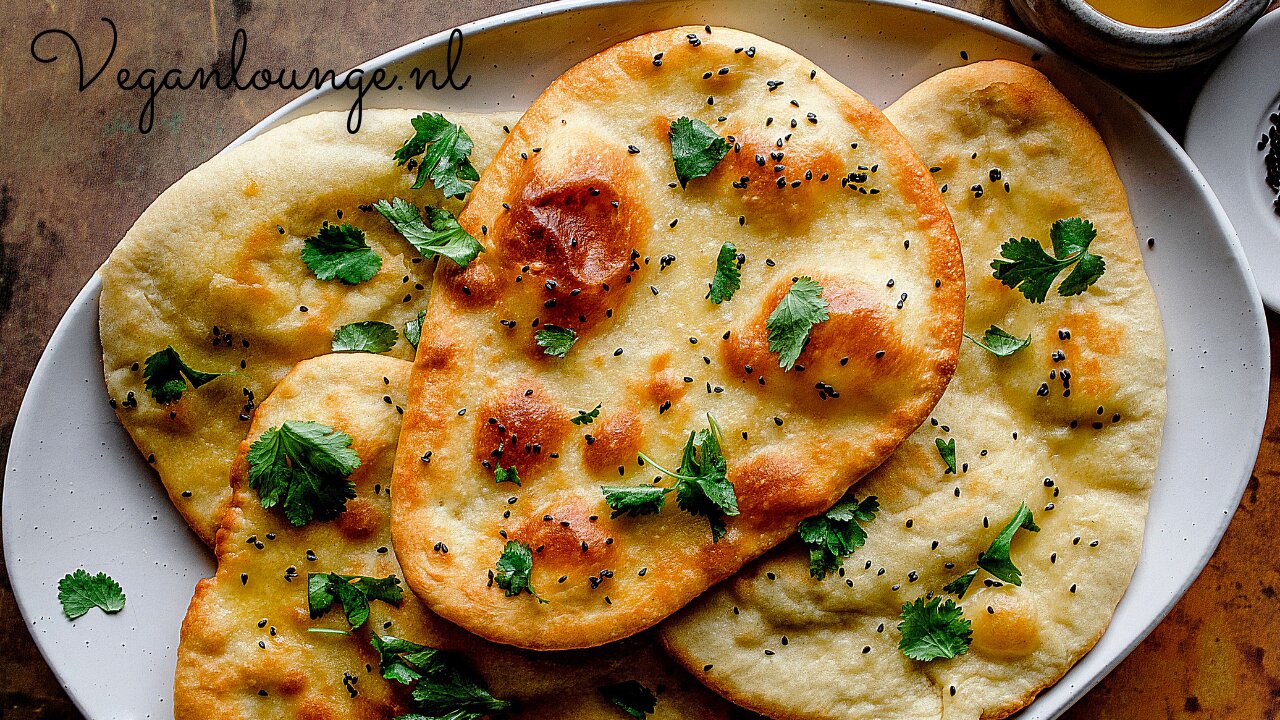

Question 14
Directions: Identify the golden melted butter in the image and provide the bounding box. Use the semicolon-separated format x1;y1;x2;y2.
1084;0;1227;27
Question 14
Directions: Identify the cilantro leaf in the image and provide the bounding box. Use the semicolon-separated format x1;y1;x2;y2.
942;568;979;599
990;217;1105;303
797;494;879;579
571;404;601;426
57;570;125;620
898;596;972;662
301;222;382;284
142;346;231;404
308;573;403;629
535;324;578;357
494;463;521;486
246;420;361;526
374;198;484;267
601;485;670;519
935;438;957;474
766;277;829;371
707;242;741;304
641;414;738;542
394;112;481;197
371;633;511;719
491;540;545;602
669;116;729;188
600;680;658;720
976;502;1040;586
405;309;426;350
964;325;1030;357
332;321;398;353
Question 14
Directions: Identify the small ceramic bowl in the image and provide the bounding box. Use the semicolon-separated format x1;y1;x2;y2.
1009;0;1270;72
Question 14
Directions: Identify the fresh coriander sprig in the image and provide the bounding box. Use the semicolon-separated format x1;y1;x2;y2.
490;540;546;603
796;494;879;579
405;309;426;350
493;463;521;486
600;485;670;519
707;242;741;304
570;404;601;426
766;277;830;371
374;197;484;267
331;321;398;353
964;325;1030;357
246;420;360;526
535;325;578;357
393;112;481;197
301;222;382;284
600;680;659;719
991;217;1105;303
628;414;739;542
898;596;972;661
57;570;125;620
307;573;403;629
935;438;957;474
371;633;512;718
142;346;233;404
669;116;729;187
943;502;1041;598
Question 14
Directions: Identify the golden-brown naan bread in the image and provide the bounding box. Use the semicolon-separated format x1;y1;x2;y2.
175;353;740;719
100;109;516;544
391;26;964;651
660;60;1166;720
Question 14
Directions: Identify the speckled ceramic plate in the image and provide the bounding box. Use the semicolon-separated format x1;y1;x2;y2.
3;1;1268;718
1186;9;1280;310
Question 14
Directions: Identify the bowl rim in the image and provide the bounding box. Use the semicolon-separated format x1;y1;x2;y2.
1051;0;1265;42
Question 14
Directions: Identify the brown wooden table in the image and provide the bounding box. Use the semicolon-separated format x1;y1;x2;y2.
1;0;1277;717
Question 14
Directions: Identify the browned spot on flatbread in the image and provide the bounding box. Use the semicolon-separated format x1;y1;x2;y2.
732;452;823;524
489;142;648;334
276;669;308;696
706;131;841;224
474;384;569;476
514;500;615;569
583;409;643;473
335;497;382;541
1048;309;1123;399
635;351;689;410
724;275;912;390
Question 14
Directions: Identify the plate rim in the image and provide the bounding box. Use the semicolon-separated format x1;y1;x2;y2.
3;1;1268;718
1185;8;1280;310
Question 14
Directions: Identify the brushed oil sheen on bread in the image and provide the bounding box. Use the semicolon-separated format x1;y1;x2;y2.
390;26;965;651
99;109;516;544
175;353;738;719
660;60;1166;720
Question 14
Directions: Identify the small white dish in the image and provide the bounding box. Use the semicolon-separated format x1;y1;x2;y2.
1186;9;1280;309
2;1;1269;719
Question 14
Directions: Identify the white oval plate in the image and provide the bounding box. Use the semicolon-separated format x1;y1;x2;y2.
3;1;1268;718
1186;10;1280;310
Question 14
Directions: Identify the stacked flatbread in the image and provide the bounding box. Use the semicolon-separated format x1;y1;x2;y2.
94;24;1164;720
176;353;737;718
661;60;1166;720
100;109;513;544
390;24;963;651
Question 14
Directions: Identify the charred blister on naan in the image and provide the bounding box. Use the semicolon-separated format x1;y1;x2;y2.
491;139;649;337
1027;309;1124;422
514;499;617;571
731;453;828;526
705;130;842;225
582;409;644;474
474;384;570;477
723;275;917;401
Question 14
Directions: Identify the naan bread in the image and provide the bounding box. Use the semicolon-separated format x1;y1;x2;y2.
660;61;1166;719
100;109;516;544
390;26;964;651
175;353;740;719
